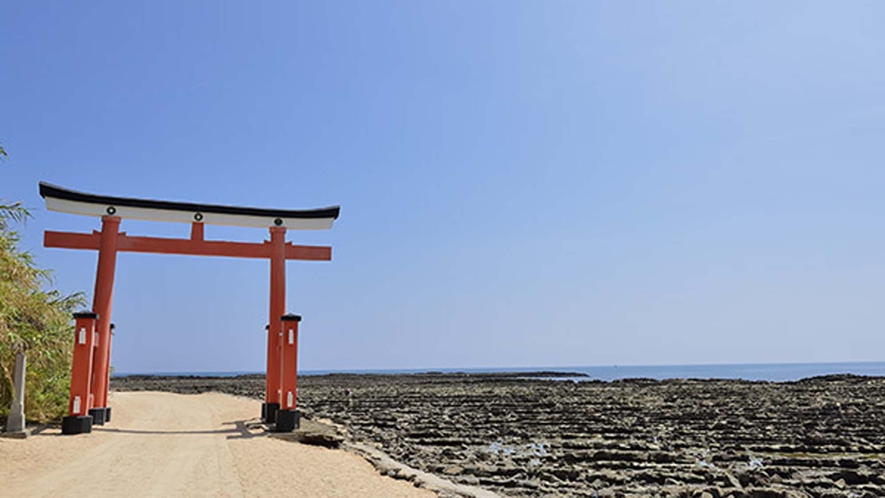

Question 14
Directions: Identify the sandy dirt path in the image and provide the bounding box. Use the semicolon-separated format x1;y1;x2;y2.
0;391;436;498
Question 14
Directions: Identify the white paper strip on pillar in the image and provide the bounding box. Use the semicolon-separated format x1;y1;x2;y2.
289;330;294;345
73;396;81;414
78;328;86;345
287;391;294;408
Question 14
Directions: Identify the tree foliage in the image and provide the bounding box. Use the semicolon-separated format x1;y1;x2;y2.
1;181;85;422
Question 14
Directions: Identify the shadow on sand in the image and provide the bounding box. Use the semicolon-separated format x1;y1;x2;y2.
90;420;265;439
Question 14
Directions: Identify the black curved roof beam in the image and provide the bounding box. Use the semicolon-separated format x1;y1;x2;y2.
39;182;340;230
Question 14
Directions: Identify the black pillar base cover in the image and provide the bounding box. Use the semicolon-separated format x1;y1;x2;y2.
62;415;93;435
274;409;301;432
105;407;112;422
89;407;108;425
262;402;280;424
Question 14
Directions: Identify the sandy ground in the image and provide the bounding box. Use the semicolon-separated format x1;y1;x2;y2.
0;391;435;498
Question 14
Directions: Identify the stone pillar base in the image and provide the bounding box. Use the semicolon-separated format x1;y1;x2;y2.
0;429;31;439
274;409;300;432
89;407;108;425
262;402;280;424
62;415;93;435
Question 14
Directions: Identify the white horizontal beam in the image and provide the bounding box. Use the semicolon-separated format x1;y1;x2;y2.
45;197;336;230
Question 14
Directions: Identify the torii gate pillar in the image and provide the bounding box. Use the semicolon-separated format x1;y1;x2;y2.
89;215;120;425
263;226;287;424
275;313;302;431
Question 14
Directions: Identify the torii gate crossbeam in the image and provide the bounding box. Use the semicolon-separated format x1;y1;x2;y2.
39;182;339;435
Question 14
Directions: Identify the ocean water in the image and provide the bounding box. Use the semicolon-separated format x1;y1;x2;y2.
114;361;885;382
551;361;885;382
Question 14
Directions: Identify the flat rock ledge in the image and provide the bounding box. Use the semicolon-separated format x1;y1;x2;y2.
347;441;502;498
268;417;346;448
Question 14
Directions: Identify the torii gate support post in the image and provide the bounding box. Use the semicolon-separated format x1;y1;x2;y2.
62;312;98;434
89;215;120;426
263;226;287;424
275;314;301;432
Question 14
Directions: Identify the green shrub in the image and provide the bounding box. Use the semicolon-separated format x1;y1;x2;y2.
1;203;85;422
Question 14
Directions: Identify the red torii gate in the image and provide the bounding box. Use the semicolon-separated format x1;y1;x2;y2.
39;182;339;435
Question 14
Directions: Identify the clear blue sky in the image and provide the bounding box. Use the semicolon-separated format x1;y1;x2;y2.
3;2;884;373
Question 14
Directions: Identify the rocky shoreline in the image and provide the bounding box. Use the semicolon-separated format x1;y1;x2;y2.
111;373;885;498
